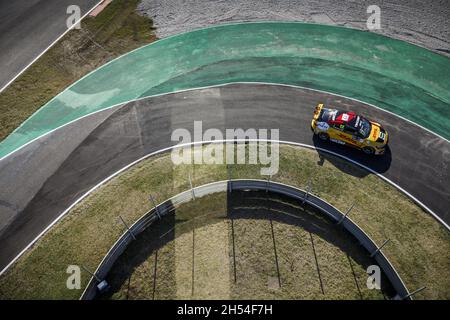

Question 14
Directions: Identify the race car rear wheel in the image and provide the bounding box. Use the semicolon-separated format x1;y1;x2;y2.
318;132;329;141
362;147;375;155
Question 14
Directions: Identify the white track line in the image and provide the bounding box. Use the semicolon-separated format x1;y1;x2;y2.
1;139;448;277
0;81;448;162
0;0;103;93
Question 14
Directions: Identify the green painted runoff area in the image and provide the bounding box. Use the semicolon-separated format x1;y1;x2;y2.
1;22;449;158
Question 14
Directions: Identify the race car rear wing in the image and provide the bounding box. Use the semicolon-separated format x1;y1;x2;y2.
312;103;324;125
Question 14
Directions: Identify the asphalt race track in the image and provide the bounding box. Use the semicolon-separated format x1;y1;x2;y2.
0;0;100;91
2;22;449;159
0;83;448;272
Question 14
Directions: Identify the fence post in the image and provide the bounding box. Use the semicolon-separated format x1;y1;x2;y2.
370;239;390;257
337;203;355;225
401;286;426;300
227;166;232;193
302;180;311;204
188;173;196;200
266;175;271;193
81;265;101;282
119;215;136;240
149;194;161;219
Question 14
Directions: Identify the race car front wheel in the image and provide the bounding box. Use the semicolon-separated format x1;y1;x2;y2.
318;132;329;141
362;147;375;155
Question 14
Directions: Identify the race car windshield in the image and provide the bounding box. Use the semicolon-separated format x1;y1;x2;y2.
357;117;371;138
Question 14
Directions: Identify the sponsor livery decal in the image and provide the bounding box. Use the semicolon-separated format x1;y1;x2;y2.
317;122;329;131
372;128;379;139
338;133;354;142
336;112;356;123
330;138;346;145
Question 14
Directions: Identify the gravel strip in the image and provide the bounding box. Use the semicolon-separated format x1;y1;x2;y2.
137;0;450;56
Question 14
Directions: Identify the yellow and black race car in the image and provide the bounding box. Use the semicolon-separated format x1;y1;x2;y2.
311;104;389;155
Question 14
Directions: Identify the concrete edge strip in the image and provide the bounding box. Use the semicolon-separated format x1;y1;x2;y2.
1;139;448;278
80;179;410;300
1;81;448;162
0;0;104;93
